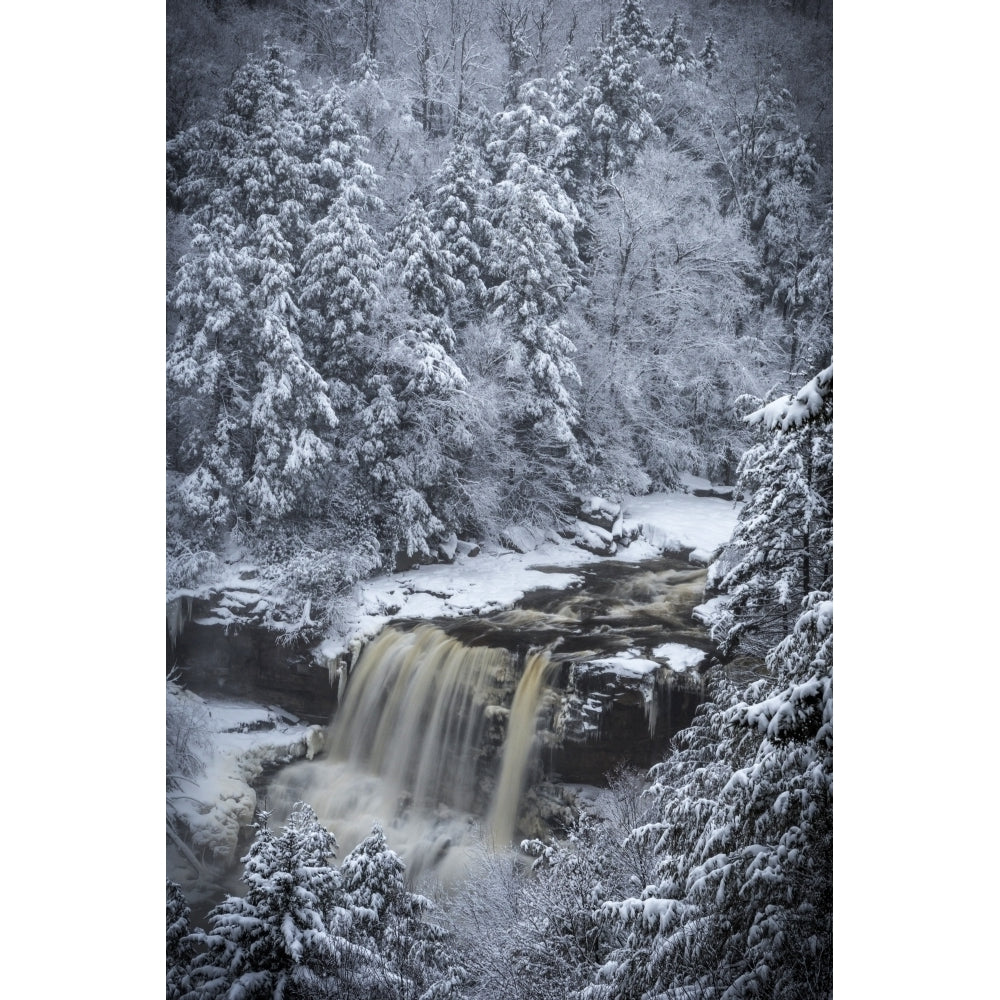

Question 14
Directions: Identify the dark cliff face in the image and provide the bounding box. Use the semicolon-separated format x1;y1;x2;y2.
544;669;705;785
168;603;336;724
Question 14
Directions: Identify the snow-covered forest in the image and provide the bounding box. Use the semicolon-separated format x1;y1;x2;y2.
166;1;833;997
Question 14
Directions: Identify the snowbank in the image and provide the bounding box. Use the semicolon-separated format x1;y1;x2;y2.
167;685;325;871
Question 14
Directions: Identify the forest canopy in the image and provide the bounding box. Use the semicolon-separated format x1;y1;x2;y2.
167;0;832;638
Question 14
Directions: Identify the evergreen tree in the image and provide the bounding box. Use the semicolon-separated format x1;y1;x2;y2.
167;51;376;533
612;0;657;54
586;370;833;1000
483;78;567;181
182;804;370;1000
428;142;495;319
298;191;383;394
574;13;658;181
587;597;832;1000
167;879;196;1000
488;151;583;447
656;12;693;76
698;31;720;79
340;824;460;999
709;367;833;656
388;197;463;335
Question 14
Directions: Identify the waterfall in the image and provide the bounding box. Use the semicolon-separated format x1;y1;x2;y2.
487;649;556;847
266;623;555;880
330;624;512;815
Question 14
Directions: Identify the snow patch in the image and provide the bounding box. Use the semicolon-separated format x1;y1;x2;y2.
651;643;706;673
693;595;731;629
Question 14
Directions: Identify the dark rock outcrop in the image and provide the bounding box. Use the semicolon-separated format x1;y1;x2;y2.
168;597;336;724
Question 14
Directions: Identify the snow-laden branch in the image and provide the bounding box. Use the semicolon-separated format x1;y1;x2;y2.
745;366;832;432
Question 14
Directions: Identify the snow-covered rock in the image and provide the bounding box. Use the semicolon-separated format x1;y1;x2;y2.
167;689;326;878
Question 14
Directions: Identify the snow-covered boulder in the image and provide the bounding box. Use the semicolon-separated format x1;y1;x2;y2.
578;495;622;531
572;519;618;556
571;496;636;555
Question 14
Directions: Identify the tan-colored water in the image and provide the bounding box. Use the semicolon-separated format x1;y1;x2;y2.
265;559;713;881
267;623;555;882
487;649;556;848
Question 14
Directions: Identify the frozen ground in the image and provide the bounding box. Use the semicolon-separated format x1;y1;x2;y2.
167;684;326;882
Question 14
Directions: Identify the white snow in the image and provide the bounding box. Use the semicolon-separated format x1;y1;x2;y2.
167;685;325;870
692;595;731;630
651;643;707;673
582;654;662;678
168;485;741;881
746;366;832;432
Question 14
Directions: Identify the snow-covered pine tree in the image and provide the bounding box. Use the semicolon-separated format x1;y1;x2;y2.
585;602;832;1000
573;6;659;182
388;196;463;336
482;77;567;182
167;51;377;535
241;213;338;523
428;142;495;319
167;879;196;1000
698;31;720;79
656;12;693;76
298;190;383;396
548;57;596;206
302;79;379;212
340;824;459;999
182;804;370;1000
487;149;583;448
612;0;657;55
304;192;469;568
710;366;833;657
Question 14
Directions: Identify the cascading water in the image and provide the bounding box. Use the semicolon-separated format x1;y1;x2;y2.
330;624;507;815
169;552;724;914
487;649;557;848
266;623;556;881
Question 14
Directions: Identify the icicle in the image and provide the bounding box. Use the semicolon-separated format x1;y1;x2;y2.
166;596;192;649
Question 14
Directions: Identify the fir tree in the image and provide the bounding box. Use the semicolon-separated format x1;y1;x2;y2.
656;12;693;76
709;367;833;656
167;51;377;533
698;31;720;79
487;152;583;446
429;142;495;318
574;15;658;181
340;824;458;1000
483;78;567;181
182;804;370;1000
298;192;383;393
611;0;657;54
167;880;196;1000
388;196;463;333
586;370;833;1000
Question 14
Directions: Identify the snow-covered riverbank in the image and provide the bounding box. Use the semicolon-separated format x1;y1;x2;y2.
317;475;740;665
